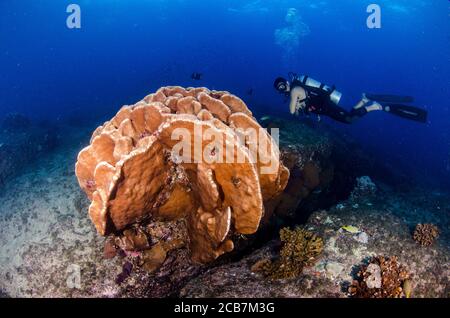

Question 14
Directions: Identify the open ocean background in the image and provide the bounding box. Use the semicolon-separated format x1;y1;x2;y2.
1;0;449;188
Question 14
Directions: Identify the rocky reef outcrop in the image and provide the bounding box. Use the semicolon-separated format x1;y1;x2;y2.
261;117;386;226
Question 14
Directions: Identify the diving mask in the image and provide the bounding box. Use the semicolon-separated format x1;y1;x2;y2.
274;77;290;94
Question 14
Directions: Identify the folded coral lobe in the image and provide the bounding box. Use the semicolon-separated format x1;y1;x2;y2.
75;86;290;263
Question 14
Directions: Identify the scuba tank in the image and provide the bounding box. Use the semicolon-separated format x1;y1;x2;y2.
292;74;343;105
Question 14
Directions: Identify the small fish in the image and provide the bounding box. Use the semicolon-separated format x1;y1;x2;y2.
341;225;360;234
191;72;202;80
260;116;271;121
403;279;413;298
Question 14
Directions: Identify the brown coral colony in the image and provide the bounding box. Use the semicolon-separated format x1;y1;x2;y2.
349;256;411;298
413;223;439;247
75;86;289;263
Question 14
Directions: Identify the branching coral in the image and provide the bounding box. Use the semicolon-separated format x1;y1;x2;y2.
253;227;323;279
75;86;289;264
413;223;439;247
349;256;411;298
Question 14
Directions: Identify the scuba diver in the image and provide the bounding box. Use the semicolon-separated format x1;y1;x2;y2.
274;73;428;124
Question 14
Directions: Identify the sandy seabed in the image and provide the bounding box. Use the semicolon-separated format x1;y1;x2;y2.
0;130;123;297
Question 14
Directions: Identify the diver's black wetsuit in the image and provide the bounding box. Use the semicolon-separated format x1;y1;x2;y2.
276;74;428;124
295;80;366;124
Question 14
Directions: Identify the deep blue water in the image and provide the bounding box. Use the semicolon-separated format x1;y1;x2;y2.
1;0;449;187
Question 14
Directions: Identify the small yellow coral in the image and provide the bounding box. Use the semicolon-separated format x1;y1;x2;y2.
254;227;323;280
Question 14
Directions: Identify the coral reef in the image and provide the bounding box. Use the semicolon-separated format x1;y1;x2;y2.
1;115;449;298
181;187;449;298
75;86;289;263
253;227;323;279
413;223;439;246
348;256;411;298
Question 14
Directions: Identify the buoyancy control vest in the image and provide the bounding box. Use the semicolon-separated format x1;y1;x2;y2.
292;74;343;106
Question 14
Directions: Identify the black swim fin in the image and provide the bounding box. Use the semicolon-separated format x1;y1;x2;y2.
366;94;414;104
382;103;428;123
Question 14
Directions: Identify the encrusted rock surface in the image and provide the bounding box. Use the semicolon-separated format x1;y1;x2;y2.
181;186;450;298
